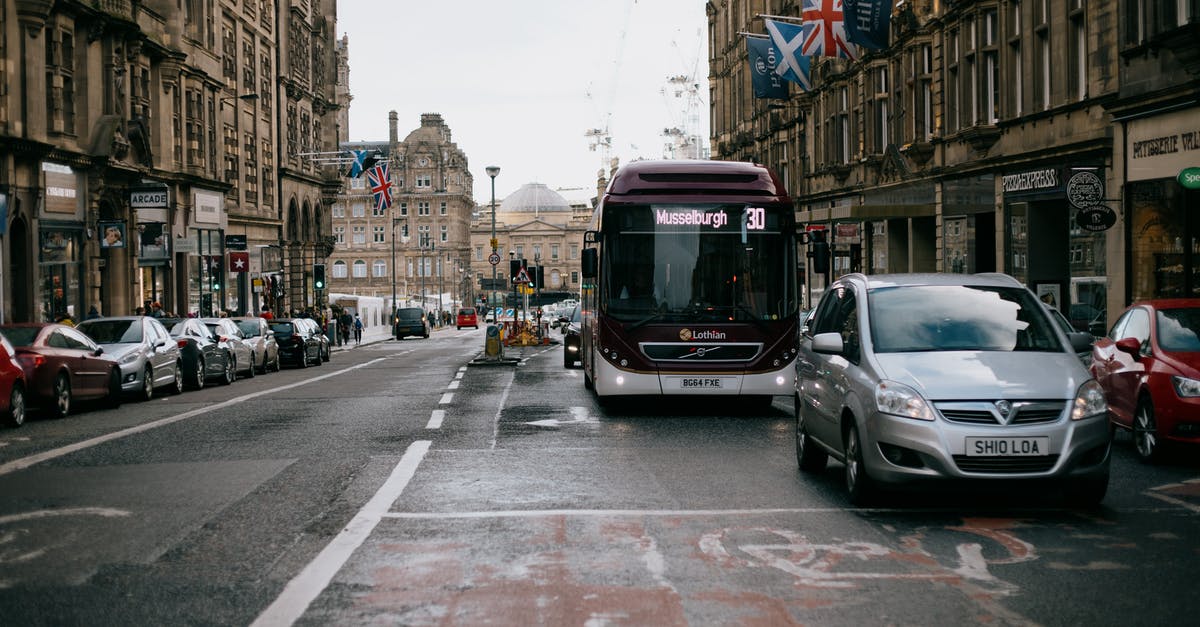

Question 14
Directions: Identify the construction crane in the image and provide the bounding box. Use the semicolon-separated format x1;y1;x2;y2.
585;0;635;173
661;33;708;160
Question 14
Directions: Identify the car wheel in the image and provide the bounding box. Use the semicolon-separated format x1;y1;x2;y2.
188;358;206;390
844;422;876;505
1133;397;1163;463
221;354;236;385
244;355;255;378
103;369;123;409
321;346;329;362
258;353;268;374
795;395;828;473
563;347;574;368
5;384;26;427
51;373;71;418
271;353;281;372
297;350;309;368
170;361;185;395
141;366;155;401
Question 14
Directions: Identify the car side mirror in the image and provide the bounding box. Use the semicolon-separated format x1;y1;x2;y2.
1068;331;1094;354
1114;337;1142;358
93;347;104;356
811;332;844;355
154;339;167;348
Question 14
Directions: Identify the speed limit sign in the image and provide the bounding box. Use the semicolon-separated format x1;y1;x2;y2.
488;252;501;266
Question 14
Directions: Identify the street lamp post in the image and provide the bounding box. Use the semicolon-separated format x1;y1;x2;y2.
390;217;404;336
486;166;500;317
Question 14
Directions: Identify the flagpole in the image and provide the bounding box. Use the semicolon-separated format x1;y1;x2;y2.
738;32;770;39
758;14;804;23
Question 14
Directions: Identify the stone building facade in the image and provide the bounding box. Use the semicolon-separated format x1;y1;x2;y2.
328;112;475;317
0;0;340;323
708;0;1198;328
468;182;596;309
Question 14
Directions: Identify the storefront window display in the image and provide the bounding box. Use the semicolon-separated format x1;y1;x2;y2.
39;229;82;323
1130;179;1200;301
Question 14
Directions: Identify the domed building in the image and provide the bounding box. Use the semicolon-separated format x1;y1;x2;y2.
470;181;596;308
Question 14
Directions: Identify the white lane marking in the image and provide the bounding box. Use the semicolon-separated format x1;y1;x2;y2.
447;380;460;390
489;370;517;449
439;393;453;404
383;508;851;519
0;507;131;525
251;440;431;627
0;358;390;477
1145;491;1200;514
426;410;445;429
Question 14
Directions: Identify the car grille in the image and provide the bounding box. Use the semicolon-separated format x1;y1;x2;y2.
953;455;1060;473
935;401;1065;426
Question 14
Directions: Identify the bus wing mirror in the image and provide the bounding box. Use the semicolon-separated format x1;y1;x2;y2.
581;248;598;278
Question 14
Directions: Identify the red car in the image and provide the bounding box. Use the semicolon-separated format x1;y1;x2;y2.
0;330;27;427
0;323;122;418
1090;299;1200;462
456;307;478;330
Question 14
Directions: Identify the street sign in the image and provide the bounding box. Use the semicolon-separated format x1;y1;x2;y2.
1180;167;1200;190
513;267;532;284
1075;205;1117;232
488;251;501;266
1066;170;1105;209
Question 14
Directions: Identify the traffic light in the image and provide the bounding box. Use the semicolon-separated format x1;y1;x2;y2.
534;266;545;289
313;263;326;290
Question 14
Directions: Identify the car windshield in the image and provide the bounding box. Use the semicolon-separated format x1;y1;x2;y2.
78;319;142;343
2;327;39;346
269;322;295;336
1155;307;1200;351
868;285;1062;353
397;308;423;321
236;320;260;336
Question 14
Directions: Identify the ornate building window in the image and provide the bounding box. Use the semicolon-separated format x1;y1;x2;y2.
440;224;448;243
982;9;1000;124
261;139;274;206
1007;0;1023;117
333;226;345;244
333;260;347;278
353;260;367;278
186;87;205;167
399;202;408;216
242;35;256;93
1034;0;1051;110
351;202;365;218
260;51;272;121
244;132;258;203
964;15;978;125
1068;0;1087;101
416;175;431;188
418;201;430;216
286;103;297;165
870;64;889;154
946;27;960;133
44;24;75;135
439;201;447;216
223;124;239;184
222;20;237;81
373;226;385;243
373;260;387;277
352;226;365;244
332;204;344;218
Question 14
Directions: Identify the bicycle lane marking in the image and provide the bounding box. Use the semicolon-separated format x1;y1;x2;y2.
0;358;390;477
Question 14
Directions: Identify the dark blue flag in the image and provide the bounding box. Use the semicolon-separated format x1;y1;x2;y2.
746;37;790;99
843;0;892;51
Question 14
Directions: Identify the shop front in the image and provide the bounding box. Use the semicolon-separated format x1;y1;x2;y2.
38;162;85;323
1123;106;1200;303
1003;163;1110;334
942;175;996;274
132;183;173;313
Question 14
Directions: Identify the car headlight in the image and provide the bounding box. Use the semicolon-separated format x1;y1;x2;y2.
1172;376;1200;398
1071;380;1108;420
875;380;935;421
119;351;141;365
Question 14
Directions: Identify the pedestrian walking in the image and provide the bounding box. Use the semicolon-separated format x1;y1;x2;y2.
353;314;363;344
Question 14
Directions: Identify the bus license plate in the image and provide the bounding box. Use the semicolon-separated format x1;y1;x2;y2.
965;436;1049;456
681;377;723;389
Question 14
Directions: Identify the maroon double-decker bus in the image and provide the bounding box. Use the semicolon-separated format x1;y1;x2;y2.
579;160;799;401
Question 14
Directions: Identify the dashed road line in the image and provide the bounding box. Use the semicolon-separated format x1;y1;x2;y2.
426;410;445;430
439;393;454;404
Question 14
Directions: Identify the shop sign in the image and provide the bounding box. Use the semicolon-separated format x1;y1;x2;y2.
1002;168;1059;195
1066;170;1105;209
1179;167;1200;190
173;235;198;253
130;185;169;208
224;234;247;250
1075;205;1117;232
1127;107;1200;182
835;223;860;239
194;190;222;224
42;162;79;215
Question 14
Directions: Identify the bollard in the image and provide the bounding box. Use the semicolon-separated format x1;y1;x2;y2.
485;324;503;359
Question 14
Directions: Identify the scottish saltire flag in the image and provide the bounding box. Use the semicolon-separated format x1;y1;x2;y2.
346;149;381;178
801;0;859;60
763;19;813;91
843;0;892;50
367;162;392;211
746;37;789;99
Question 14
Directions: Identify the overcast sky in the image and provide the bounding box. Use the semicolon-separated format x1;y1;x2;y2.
338;0;709;204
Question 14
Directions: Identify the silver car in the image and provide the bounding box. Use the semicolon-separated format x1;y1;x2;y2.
76;316;184;400
231;316;280;374
794;273;1109;506
201;318;255;380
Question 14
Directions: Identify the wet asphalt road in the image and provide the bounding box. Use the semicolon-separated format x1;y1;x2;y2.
0;327;1198;625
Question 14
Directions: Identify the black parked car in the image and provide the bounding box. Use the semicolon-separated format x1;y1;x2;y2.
161;318;236;388
561;306;581;368
270;318;323;367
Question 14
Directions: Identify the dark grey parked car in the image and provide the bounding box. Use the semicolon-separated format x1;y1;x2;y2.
76;316;184;400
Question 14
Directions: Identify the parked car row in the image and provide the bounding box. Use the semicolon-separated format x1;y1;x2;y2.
0;314;330;428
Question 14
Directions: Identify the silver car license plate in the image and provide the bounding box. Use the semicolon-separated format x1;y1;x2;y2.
965;436;1050;456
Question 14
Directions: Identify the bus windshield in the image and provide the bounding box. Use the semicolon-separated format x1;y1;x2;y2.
601;203;795;323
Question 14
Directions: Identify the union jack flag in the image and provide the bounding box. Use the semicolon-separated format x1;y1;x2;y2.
367;162;392;211
802;0;859;60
